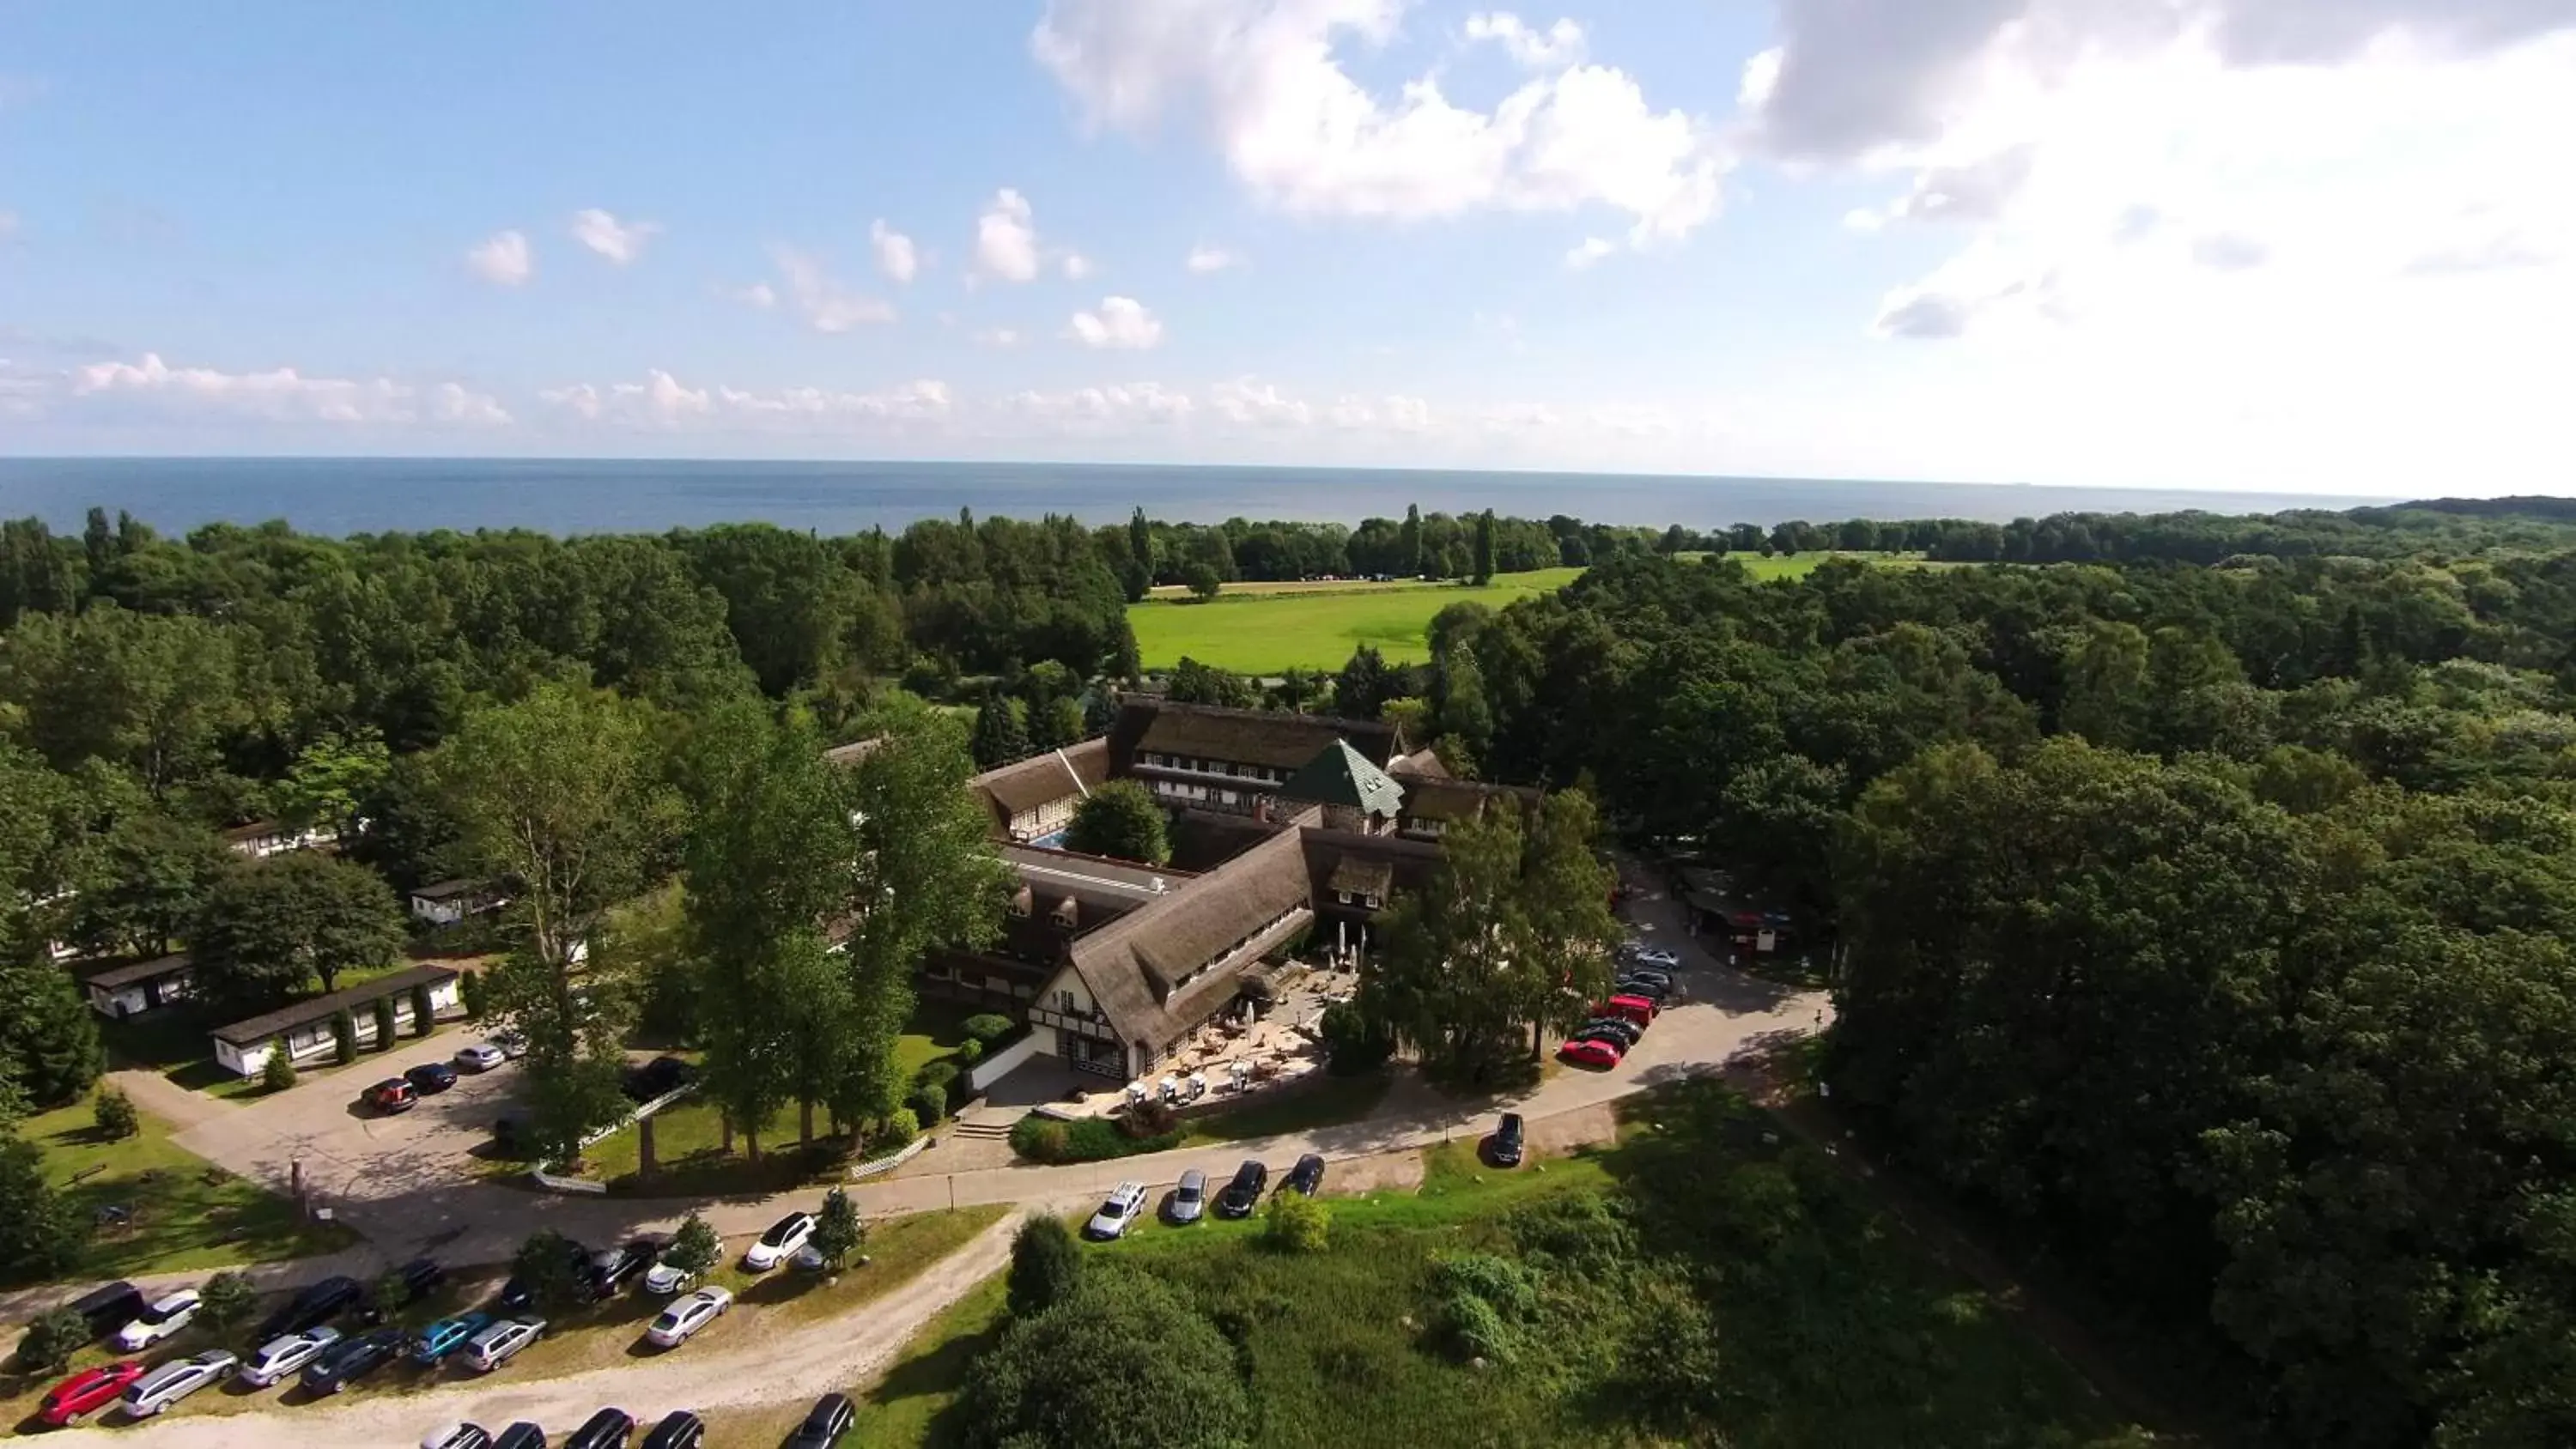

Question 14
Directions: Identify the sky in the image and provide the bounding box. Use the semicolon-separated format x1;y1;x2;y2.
0;0;2570;494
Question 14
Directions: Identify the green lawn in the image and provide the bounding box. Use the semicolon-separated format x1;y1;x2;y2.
863;1084;2149;1449
1182;1071;1391;1145
23;1097;356;1282
1127;554;1929;673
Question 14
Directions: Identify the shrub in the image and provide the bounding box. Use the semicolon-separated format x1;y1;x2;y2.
0;1138;83;1282
811;1187;865;1270
1431;1253;1539;1320
914;1059;960;1094
91;1086;139;1141
15;1307;87;1373
1006;1216;1083;1318
410;981;436;1035
956;1038;984;1066
1008;1113;1183;1164
910;1082;947;1124
509;1229;589;1315
260;1048;298;1094
197;1270;258;1331
331;1009;358;1064
1263;1189;1331;1253
459;970;488;1021
665;1212;720;1276
962;1013;1015;1045
1437;1290;1515;1363
1010;1117;1070;1162
877;1106;922;1148
370;995;398;1049
369;1269;410;1324
961;1269;1250;1448
1117;1098;1178;1140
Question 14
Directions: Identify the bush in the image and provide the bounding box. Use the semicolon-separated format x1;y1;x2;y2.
914;1059;960;1094
509;1229;589;1315
15;1307;87;1373
197;1270;258;1331
1010;1118;1071;1162
1263;1189;1332;1253
1431;1253;1539;1320
91;1086;139;1141
1321;1002;1394;1076
370;995;398;1050
962;1013;1015;1045
459;970;488;1021
811;1186;865;1270
961;1269;1251;1449
0;1137;84;1283
1007;1216;1083;1319
873;1106;922;1151
410;981;436;1035
1437;1289;1515;1363
956;1038;984;1066
665;1212;720;1276
331;1009;358;1064
910;1082;947;1124
260;1048;298;1094
1117;1098;1178;1140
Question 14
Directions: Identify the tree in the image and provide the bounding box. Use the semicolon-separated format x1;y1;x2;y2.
0;604;252;801
969;694;1031;769
1511;790;1622;1055
0;960;103;1107
1473;510;1496;585
1182;561;1223;601
666;1210;720;1278
1082;688;1119;738
508;1229;590;1315
260;1048;298;1094
1334;645;1394;720
410;980;436;1034
13;1307;88;1372
811;1185;865;1270
69;812;229;960
1400;503;1425;577
1062;780;1170;864
459;969;489;1021
331;1009;357;1064
92;1086;138;1141
1436;649;1494;763
192;852;407;1009
1167;657;1257;708
369;1268;411;1325
1264;1188;1331;1252
197;1270;258;1331
1006;1215;1083;1318
277;730;392;838
963;1268;1252;1449
1362;807;1533;1087
370;994;398;1049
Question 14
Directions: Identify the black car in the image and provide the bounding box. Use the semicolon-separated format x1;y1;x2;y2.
1614;975;1672;1002
1214;1159;1268;1218
1490;1112;1526;1168
1577;1017;1645;1050
499;1238;593;1313
494;1424;547;1449
65;1279;145;1342
784;1392;855;1448
638;1410;703;1449
564;1407;635;1449
1285;1153;1327;1197
360;1256;446;1322
255;1274;362;1344
586;1238;659;1299
620;1055;696;1103
301;1325;407;1395
405;1061;461;1095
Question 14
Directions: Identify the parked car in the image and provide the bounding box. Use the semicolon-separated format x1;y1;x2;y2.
1614;973;1672;1002
1083;1180;1148;1240
621;1055;695;1103
783;1392;855;1448
301;1325;407;1394
255;1274;363;1344
405;1061;460;1095
1602;994;1659;1027
640;1410;704;1449
742;1211;816;1271
462;1316;544;1373
641;1241;706;1295
65;1280;146;1343
454;1042;507;1073
586;1239;659;1299
494;1424;547;1449
1628;946;1681;971
1166;1167;1208;1224
1215;1159;1269;1218
644;1286;732;1348
490;1028;529;1059
1285;1154;1327;1197
423;1423;495;1449
118;1350;235;1418
1576;1017;1644;1050
1490;1112;1526;1168
237;1325;343;1388
361;1256;447;1322
112;1287;201;1349
37;1361;144;1427
564;1407;635;1449
499;1237;591;1311
1558;1037;1623;1070
412;1310;495;1365
366;1078;418;1113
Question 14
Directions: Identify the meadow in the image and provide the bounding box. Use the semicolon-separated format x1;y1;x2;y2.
1127;553;1917;674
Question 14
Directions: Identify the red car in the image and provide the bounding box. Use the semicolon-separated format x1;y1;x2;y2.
364;1079;417;1113
38;1361;145;1427
1557;1038;1623;1070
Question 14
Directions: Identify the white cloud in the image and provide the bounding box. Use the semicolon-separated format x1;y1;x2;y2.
1210;377;1314;427
1330;392;1436;430
1002;382;1196;426
870;220;919;284
71;351;510;426
1067;295;1165;349
541;369;951;429
770;246;896;331
1464;12;1584;70
973;327;1024;348
571;209;659;264
974;189;1043;282
1186;244;1245;273
1062;252;1094;280
1564;236;1614;269
727;282;778;310
466;230;532;287
1031;0;1728;252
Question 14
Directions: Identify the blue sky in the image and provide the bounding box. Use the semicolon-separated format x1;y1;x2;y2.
0;1;2568;493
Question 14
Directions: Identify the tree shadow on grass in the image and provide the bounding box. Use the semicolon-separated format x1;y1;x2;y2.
866;1317;1012;1447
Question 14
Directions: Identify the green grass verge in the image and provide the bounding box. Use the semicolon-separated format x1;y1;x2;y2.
842;1273;1011;1447
27;1098;356;1282
1181;1072;1392;1144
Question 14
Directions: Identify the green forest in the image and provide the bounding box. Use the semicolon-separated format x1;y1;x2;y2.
3;494;2576;1442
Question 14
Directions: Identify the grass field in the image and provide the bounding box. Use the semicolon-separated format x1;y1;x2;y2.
23;1097;355;1282
1127;553;1922;673
859;1085;2146;1449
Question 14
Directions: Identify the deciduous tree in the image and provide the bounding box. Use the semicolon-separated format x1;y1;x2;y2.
192;851;407;1008
1062;780;1169;864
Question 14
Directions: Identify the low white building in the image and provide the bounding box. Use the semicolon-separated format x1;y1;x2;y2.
409;879;501;927
80;954;197;1019
209;965;465;1077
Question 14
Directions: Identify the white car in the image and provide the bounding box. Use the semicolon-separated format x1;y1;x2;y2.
461;1316;544;1373
742;1211;815;1271
1084;1181;1149;1240
1628;946;1681;971
454;1043;507;1072
641;1252;702;1295
490;1029;529;1060
644;1285;732;1348
422;1422;494;1449
113;1288;201;1350
236;1325;343;1387
118;1350;236;1418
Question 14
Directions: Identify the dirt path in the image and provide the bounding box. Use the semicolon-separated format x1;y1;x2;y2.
44;1210;1030;1449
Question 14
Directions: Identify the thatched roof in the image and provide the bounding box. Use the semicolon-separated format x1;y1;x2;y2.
1279;740;1406;818
971;738;1109;821
1327;855;1394;899
1300;828;1444;913
1395;776;1540;824
1109;698;1401;774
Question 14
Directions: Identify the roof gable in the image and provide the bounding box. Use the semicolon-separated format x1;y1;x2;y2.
1280;739;1406;817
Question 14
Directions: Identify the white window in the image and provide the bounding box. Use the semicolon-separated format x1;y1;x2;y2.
1056;989;1075;1012
1363;894;1381;909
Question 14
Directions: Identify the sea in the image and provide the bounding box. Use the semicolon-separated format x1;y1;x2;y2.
0;457;2392;537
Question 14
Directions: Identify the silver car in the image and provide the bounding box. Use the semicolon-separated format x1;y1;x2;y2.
119;1351;237;1418
462;1316;544;1373
237;1325;343;1388
1166;1168;1208;1225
